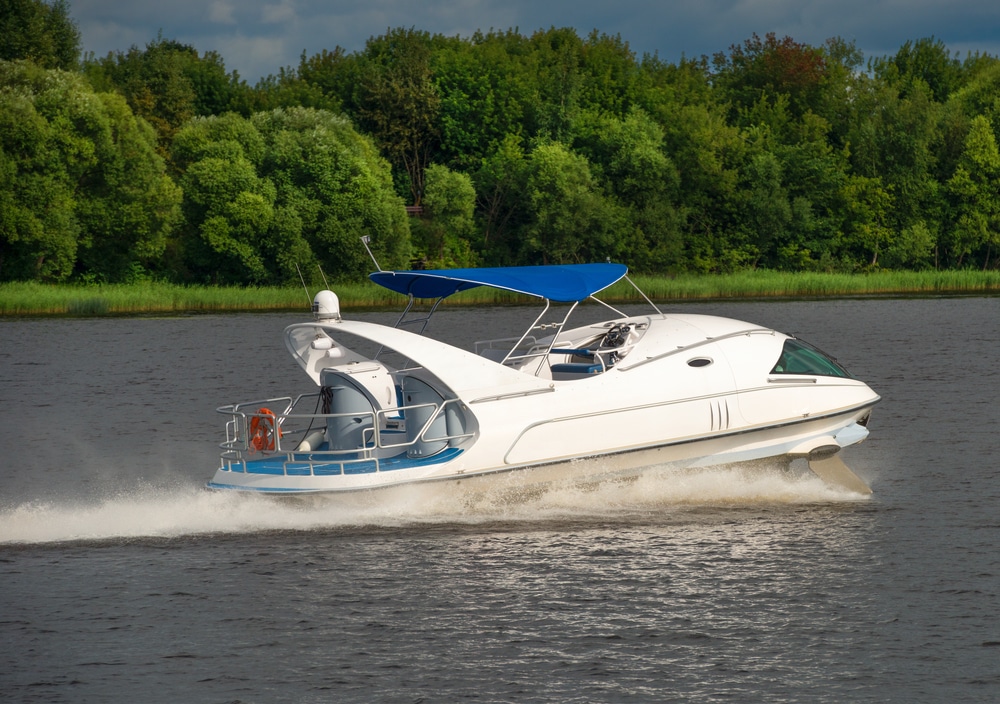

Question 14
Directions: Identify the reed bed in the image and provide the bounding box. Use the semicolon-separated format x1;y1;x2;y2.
620;269;1000;301
2;270;999;316
0;282;311;316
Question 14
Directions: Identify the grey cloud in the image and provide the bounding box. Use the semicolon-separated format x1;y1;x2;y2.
69;0;1000;83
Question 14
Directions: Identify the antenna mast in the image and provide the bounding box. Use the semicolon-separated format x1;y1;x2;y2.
294;264;311;307
361;236;382;271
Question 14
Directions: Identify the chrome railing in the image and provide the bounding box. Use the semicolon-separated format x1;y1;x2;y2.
216;393;472;476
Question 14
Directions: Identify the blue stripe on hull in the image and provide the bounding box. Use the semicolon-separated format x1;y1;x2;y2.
234;446;463;477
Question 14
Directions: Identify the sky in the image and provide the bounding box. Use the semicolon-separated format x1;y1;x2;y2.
69;0;1000;84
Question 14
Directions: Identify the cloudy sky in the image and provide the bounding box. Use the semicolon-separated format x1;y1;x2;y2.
69;0;1000;83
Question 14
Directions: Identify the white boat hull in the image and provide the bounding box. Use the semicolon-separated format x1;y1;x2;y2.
207;403;874;495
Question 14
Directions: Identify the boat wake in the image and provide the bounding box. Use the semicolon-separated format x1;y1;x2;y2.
0;463;869;545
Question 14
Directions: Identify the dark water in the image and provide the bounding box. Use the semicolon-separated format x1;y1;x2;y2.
1;297;998;703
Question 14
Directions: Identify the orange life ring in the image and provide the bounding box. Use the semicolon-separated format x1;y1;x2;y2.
249;407;282;452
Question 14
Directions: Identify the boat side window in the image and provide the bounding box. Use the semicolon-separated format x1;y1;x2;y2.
770;339;852;378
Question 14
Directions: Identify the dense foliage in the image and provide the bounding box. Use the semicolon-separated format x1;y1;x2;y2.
0;61;180;282
169;109;409;284
3;1;1000;284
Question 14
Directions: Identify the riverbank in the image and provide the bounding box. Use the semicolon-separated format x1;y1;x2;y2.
2;269;999;316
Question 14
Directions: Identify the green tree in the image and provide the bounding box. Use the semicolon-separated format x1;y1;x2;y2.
712;33;828;122
169;110;266;172
936;60;1000;189
577;31;647;117
883;220;936;269
431;30;533;170
291;47;356;111
472;134;531;264
253;107;411;280
184;49;254;117
178;153;275;283
84;37;196;155
0;61;180;282
414;163;477;267
821;36;865;150
84;35;253;155
72;91;182;281
0;70;78;280
351;28;441;205
572;107;683;271
742;99;850;268
0;0;80;70
945;115;1000;267
738;149;792;268
873;37;962;103
662;102;745;272
947;59;1000;144
842;175;894;267
173;111;313;284
527;28;584;142
173;108;410;284
521;142;626;264
845;73;943;265
251;48;353;114
251;66;335;113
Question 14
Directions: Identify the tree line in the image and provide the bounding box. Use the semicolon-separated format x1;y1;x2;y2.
3;0;1000;285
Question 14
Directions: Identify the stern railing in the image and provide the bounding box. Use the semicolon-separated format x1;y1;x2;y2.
216;393;472;477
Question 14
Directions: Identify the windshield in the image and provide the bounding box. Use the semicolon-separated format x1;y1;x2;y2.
770;339;852;378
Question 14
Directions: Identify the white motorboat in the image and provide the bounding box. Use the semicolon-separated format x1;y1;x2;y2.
207;263;879;495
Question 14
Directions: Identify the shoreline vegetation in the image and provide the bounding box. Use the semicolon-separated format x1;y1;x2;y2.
2;270;999;317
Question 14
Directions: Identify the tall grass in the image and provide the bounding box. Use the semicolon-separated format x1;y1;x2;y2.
0;282;311;316
620;270;1000;301
2;270;999;316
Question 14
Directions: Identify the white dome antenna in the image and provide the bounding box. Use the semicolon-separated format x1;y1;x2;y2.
312;290;341;321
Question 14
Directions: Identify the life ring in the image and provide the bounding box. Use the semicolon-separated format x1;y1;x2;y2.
249;407;282;452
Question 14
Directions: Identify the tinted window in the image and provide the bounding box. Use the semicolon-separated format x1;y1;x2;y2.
770;339;852;378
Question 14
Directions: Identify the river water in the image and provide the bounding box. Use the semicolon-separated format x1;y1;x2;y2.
1;297;998;703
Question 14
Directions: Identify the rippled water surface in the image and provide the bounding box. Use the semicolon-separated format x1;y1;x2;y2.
1;297;998;702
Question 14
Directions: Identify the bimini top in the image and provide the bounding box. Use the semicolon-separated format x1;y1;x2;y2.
370;263;628;303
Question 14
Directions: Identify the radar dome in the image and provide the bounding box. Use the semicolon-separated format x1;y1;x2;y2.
312;290;341;321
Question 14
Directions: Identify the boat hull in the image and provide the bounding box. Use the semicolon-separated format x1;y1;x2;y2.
207;401;875;495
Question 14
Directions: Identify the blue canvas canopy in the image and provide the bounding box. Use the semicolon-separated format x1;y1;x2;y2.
370;263;628;302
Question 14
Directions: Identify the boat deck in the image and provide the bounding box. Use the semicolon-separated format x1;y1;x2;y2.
222;446;464;477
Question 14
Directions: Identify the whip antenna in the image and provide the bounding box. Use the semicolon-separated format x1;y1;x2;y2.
361;236;382;271
295;264;311;307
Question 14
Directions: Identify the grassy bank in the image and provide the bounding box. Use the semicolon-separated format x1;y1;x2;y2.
2;270;999;316
624;269;1000;300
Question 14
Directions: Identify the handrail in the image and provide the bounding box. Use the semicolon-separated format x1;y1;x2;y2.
474;334;541;358
622;274;663;316
500;299;553;366
216;394;473;477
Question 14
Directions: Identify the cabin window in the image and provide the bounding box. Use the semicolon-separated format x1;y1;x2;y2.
687;357;713;368
770;339;852;378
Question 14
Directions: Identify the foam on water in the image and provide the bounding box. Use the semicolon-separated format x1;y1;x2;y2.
0;463;869;545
